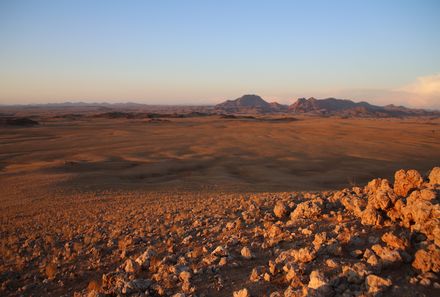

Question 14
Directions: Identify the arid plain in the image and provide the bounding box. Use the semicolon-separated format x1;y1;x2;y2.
1;115;439;193
1;114;440;296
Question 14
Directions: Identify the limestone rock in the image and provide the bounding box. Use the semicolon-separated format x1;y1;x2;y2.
241;246;253;260
365;274;392;294
412;245;440;273
121;258;140;274
233;288;250;297
429;167;440;185
179;271;192;283
308;270;329;290
290;200;323;220
381;232;409;250
371;244;402;264
360;207;382;226
249;266;265;282
274;201;288;218
394;169;423;197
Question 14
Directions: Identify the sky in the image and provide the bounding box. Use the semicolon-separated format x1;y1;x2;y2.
0;0;440;108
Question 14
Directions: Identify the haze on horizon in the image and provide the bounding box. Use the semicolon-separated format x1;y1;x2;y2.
1;0;439;109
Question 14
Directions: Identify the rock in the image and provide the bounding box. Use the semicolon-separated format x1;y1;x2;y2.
325;241;343;256
365;178;390;194
268;260;278;275
241;246;253;259
307;270;333;297
249;266;265;282
325;259;338;268
274;201;288;218
179;271;192;283
381;232;409;250
365;274;392;294
182;235;193;245
45;263;57;280
266;224;283;239
342;263;370;284
101;272;128;293
308;270;329;290
122;258;140;274
284;286;303;297
429;167;440;185
284;264;302;287
290;247;317;263
371;244;402;264
219;257;228;266
212;245;228;257
360;207;382;226
312;232;327;250
412;245;440;273
122;279;152;294
419;277;431;286
366;253;381;270
233;288;250;297
135;248;155;269
290;200;323;220
394;169;423;197
400;189;440;246
340;195;366;217
366;179;397;211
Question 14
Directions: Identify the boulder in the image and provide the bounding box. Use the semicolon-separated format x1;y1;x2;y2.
412;245;440;273
290;200;323;220
274;201;288;218
371;244;402;264
394;169;423;197
429;167;440;185
360;207;382;226
365;274;392;294
381;232;409;250
241;246;253;259
308;270;331;293
233;288;250;297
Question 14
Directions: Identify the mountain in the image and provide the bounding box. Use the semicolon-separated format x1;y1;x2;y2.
288;97;439;117
215;94;288;113
288;97;374;113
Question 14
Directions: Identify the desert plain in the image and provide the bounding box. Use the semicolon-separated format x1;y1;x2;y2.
1;113;440;296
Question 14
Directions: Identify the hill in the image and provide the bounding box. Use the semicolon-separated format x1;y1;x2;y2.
288;97;439;117
215;94;288;113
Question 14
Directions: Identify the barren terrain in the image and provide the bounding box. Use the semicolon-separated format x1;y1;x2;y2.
1;114;439;296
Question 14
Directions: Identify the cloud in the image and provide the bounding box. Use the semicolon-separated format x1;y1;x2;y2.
328;74;440;110
391;74;440;109
398;74;440;95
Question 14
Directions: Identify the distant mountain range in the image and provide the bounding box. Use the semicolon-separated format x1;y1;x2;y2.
215;95;439;117
2;95;438;118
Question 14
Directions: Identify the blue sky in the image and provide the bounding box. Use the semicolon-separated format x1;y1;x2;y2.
1;0;439;107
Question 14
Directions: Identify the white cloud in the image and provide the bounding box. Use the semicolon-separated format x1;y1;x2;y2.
391;74;440;109
326;74;440;110
398;74;440;95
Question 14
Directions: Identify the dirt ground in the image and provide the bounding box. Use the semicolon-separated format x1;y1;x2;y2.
0;115;439;297
1;115;439;193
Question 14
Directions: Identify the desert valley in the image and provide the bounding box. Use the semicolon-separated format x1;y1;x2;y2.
1;95;440;297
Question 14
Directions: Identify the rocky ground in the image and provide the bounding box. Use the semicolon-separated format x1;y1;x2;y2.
1;167;440;297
